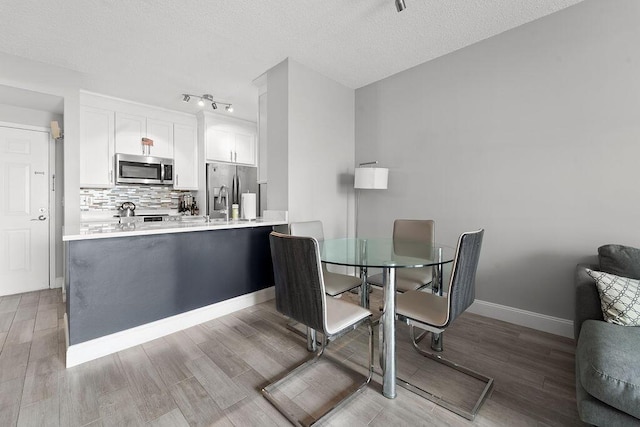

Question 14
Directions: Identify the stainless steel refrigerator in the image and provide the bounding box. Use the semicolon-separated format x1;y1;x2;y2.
206;163;258;219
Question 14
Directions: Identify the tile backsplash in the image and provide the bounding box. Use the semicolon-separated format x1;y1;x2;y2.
80;185;193;212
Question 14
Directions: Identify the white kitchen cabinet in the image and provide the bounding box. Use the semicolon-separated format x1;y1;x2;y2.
234;131;256;165
173;123;198;190
115;113;174;158
80;106;115;188
206;128;235;163
146;119;174;158
205;121;256;165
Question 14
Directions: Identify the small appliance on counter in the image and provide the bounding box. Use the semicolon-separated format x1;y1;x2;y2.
118;202;136;217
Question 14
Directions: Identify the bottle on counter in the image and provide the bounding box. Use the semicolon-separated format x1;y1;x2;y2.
231;204;239;220
193;201;199;216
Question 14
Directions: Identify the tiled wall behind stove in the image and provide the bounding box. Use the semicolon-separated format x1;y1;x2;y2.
80;186;193;211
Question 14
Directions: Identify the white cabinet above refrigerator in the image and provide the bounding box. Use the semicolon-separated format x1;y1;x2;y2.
200;111;256;166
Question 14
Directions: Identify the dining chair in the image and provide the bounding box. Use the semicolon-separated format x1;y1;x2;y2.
367;219;435;293
290;221;362;297
264;232;374;426
289;221;364;350
395;229;493;420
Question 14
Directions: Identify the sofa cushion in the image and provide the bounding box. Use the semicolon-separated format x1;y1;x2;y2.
576;320;640;419
586;270;640;326
599;244;640;279
576;362;640;427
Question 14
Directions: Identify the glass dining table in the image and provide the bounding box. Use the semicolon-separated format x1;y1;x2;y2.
319;238;455;399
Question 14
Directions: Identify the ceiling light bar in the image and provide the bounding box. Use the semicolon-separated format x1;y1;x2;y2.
181;93;233;112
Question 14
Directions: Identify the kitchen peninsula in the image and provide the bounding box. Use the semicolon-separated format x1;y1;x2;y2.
63;216;287;367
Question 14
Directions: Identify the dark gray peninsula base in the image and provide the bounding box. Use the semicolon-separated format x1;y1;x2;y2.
65;226;274;352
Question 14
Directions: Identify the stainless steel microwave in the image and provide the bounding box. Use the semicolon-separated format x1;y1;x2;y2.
115;153;173;185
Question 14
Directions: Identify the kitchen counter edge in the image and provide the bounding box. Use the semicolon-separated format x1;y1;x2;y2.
63;219;288;241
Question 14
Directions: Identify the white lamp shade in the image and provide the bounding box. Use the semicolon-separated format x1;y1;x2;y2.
354;167;388;189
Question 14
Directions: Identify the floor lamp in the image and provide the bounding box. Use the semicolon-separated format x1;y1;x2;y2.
354;161;389;238
354;161;388;302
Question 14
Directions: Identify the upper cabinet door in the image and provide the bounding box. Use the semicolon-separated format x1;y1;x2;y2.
173;124;198;190
115;112;146;156
206;128;235;163
146;119;174;159
80;106;115;188
234;131;256;165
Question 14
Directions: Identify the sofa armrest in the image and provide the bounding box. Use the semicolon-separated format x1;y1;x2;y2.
575;263;603;340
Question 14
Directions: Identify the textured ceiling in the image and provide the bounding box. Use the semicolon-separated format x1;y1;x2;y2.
0;0;583;121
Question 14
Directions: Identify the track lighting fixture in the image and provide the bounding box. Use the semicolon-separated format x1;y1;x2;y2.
395;0;406;12
181;93;233;112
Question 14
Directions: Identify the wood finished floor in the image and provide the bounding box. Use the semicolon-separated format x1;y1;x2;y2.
0;288;586;426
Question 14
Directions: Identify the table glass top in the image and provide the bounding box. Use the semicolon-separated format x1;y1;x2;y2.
319;238;455;269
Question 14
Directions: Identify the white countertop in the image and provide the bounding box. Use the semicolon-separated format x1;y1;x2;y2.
63;217;288;241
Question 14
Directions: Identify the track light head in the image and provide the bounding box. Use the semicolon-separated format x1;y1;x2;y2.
395;0;406;12
182;94;190;102
212;102;217;110
225;105;234;113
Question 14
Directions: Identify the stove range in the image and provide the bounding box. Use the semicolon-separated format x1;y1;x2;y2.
119;214;182;224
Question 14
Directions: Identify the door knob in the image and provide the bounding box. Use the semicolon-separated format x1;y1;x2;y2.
31;215;47;221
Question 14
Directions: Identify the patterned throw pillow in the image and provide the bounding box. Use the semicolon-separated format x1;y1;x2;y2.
586;269;640;326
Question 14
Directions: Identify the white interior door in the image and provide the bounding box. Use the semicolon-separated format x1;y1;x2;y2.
0;126;50;295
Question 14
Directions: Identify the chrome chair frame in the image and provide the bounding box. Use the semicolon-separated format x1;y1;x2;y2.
263;232;374;426
395;229;493;421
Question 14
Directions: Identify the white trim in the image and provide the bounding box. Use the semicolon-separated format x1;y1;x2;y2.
53;277;63;289
66;287;275;368
467;299;574;338
49;132;56;290
0;121;50;133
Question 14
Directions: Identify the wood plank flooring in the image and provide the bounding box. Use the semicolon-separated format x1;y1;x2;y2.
0;288;586;426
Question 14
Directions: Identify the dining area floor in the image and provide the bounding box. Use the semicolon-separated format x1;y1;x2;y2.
0;288;584;426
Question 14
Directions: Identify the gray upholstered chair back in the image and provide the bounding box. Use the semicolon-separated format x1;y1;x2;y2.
290;221;325;241
393;219;435;259
446;229;484;325
269;231;326;333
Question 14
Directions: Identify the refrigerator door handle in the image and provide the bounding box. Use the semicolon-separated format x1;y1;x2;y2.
232;173;239;205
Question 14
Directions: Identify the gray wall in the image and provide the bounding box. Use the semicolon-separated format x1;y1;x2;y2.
355;0;640;320
265;60;289;212
288;60;355;239
266;59;356;240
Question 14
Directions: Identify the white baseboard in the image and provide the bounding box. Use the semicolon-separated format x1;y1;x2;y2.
66;286;275;368
467;299;574;339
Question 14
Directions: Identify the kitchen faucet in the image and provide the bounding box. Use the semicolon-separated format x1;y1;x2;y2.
218;185;229;221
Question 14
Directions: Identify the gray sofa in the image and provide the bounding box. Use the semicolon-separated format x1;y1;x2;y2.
575;245;640;426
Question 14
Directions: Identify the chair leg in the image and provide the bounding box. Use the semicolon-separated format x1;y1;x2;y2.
397;325;494;421
262;319;374;426
413;327;428;344
430;331;444;352
286;321;322;352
